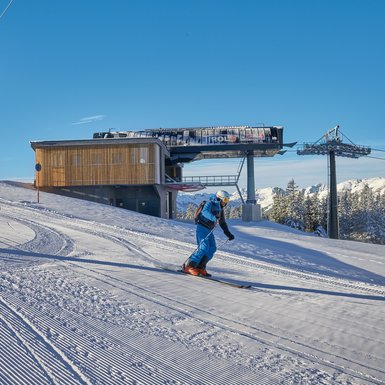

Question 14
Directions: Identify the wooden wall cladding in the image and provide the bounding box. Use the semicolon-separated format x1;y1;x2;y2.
35;144;159;187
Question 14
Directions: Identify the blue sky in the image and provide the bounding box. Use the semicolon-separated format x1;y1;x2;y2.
1;0;384;190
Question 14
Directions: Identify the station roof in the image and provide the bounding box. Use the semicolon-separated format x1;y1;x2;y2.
30;137;170;157
92;125;292;163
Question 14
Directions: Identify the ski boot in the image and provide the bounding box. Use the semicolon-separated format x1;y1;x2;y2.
197;255;212;277
183;259;200;276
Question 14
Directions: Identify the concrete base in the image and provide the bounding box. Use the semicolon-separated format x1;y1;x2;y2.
242;203;262;222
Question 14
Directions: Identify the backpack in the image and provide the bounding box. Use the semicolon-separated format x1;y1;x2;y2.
194;200;206;224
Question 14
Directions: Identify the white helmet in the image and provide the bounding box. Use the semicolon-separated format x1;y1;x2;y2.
216;190;230;203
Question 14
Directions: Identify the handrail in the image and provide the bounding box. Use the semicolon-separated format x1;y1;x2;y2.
182;175;238;186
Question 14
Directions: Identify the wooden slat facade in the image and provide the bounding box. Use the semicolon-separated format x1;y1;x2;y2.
34;142;161;187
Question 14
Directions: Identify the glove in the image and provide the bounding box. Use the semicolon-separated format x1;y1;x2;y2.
227;232;235;241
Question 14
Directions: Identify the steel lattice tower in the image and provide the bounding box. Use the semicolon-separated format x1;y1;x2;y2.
297;125;371;239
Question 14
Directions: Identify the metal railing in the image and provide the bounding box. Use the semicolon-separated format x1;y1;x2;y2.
182;175;238;186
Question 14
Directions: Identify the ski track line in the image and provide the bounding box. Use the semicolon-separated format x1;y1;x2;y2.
2;291;273;385
62;257;385;385
12;213;385;359
58;260;281;385
64;222;385;337
46;200;384;298
106;238;385;378
1;203;157;265
0;213;75;262
5;206;385;345
5;200;385;297
146;239;385;297
3;201;385;383
0;297;92;385
0;315;50;385
94;231;385;347
149;237;385;293
67;213;385;298
6;206;385;365
22;214;385;360
1;207;278;384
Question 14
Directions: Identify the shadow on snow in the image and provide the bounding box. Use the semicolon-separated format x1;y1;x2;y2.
1;247;384;303
224;231;385;286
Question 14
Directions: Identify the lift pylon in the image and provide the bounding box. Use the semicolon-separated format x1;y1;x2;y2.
297;125;371;239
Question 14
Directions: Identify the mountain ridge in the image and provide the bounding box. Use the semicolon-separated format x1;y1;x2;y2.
178;177;385;212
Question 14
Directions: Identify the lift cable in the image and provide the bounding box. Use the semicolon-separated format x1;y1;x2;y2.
367;155;385;161
371;148;385;153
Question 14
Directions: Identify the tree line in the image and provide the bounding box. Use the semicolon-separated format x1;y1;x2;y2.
268;179;385;244
177;180;385;244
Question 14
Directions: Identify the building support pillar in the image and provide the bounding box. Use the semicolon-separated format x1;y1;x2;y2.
242;150;261;221
246;150;256;204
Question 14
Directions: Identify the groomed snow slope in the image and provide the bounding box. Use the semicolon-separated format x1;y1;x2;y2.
1;181;385;385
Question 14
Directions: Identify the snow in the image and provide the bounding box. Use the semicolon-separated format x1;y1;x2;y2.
317;177;385;200
1;181;385;385
178;177;385;213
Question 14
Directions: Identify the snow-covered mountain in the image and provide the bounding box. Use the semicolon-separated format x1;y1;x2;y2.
178;177;385;212
327;177;385;195
1;181;385;384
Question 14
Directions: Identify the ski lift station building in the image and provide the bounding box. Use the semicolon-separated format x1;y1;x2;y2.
31;126;290;220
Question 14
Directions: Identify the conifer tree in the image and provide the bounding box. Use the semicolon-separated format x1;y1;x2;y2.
269;187;286;224
185;203;197;220
284;179;305;229
303;193;321;232
229;205;242;219
339;190;354;239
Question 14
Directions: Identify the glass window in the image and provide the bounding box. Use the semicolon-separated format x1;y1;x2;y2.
264;128;272;142
201;130;207;144
177;132;183;145
139;147;148;163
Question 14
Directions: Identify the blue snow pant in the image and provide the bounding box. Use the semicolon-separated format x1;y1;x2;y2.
188;224;217;265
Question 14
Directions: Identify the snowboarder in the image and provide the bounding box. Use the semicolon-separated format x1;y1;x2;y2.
183;190;235;277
